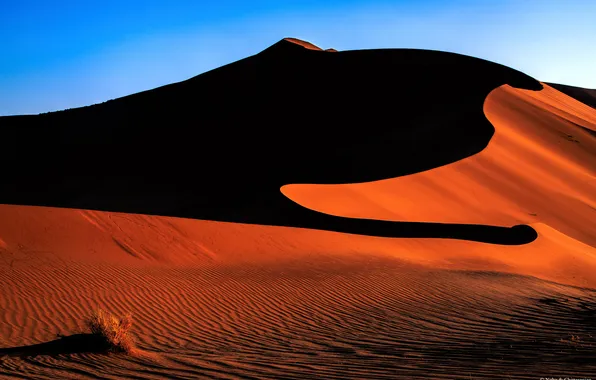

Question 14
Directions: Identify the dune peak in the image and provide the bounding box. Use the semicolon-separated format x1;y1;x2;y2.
282;38;323;51
260;37;337;54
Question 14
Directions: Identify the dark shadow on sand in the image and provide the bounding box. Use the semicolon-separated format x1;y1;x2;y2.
0;39;543;245
0;334;109;358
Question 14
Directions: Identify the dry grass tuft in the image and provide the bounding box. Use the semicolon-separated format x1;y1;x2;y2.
86;308;135;353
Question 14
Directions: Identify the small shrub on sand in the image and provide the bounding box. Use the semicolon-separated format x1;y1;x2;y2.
86;308;135;353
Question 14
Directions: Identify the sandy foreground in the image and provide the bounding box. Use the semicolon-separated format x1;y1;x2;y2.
1;40;595;379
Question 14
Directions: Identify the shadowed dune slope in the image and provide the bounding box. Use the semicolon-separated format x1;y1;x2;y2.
0;38;542;244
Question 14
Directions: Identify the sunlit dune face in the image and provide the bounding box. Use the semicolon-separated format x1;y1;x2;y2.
281;83;596;247
274;82;596;289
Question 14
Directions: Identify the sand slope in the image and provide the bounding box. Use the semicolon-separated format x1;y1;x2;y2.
547;82;596;110
1;39;596;379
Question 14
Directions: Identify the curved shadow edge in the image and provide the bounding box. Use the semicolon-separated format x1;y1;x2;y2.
280;207;539;245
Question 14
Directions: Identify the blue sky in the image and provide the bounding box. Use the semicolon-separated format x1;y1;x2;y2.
1;0;595;115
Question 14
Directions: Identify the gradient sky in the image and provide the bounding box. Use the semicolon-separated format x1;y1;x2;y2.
1;0;595;115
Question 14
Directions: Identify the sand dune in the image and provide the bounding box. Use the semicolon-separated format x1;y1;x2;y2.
0;37;541;240
1;39;595;378
282;83;596;286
